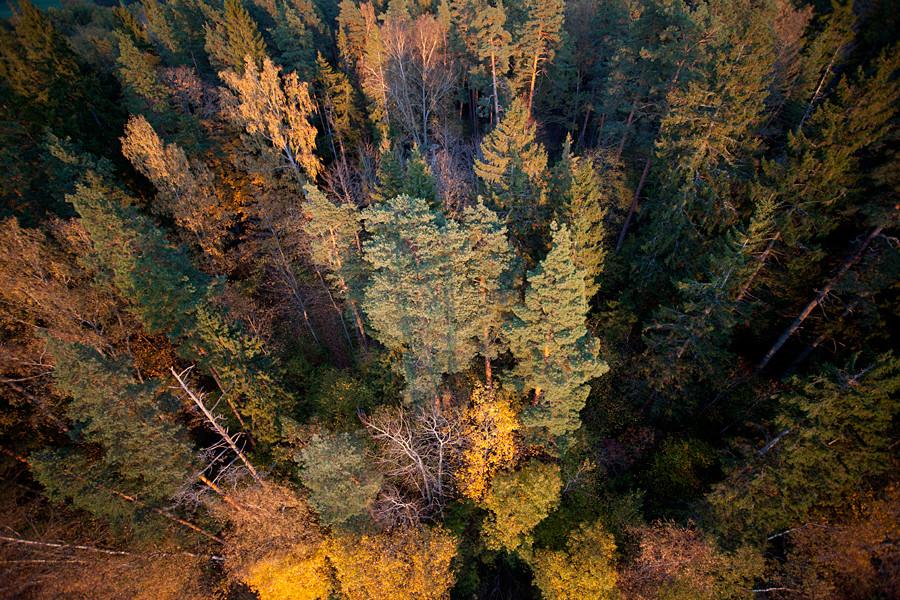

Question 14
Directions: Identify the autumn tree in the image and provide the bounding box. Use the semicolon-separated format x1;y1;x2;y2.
530;519;618;600
618;522;764;600
121;115;231;263
221;56;322;181
328;526;458;599
382;12;457;147
208;483;330;599
455;383;519;500
361;404;462;524
481;460;562;553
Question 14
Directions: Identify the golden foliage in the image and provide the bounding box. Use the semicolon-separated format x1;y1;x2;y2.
120;115;230;260
221;57;322;180
207;483;323;581
328;526;458;599
456;383;519;500
531;520;618;600
243;545;332;600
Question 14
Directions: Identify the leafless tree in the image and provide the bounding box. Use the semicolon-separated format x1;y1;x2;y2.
382;14;457;149
360;404;462;526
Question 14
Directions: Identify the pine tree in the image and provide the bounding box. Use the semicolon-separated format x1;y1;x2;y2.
204;0;268;73
505;223;608;440
459;198;514;383
462;0;512;122
362;195;478;402
511;0;564;113
298;431;382;527
474;97;548;255
32;338;196;529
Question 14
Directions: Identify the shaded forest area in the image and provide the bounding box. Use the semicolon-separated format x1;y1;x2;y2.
0;0;898;598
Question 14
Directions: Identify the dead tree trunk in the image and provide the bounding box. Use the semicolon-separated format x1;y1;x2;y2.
171;367;262;484
756;224;884;372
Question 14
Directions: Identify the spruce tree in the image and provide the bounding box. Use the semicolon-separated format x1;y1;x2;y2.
708;354;900;545
315;52;363;158
505;223;608;441
204;0;268;73
737;49;900;310
552;136;609;302
269;2;317;79
474;97;548;256
66;174;294;445
634;0;780;291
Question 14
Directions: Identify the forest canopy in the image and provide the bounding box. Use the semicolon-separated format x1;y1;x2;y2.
0;0;898;598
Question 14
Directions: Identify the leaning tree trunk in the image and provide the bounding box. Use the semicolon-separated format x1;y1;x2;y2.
756;224;884;372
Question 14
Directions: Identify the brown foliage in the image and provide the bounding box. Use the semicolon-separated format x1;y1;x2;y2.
779;485;900;599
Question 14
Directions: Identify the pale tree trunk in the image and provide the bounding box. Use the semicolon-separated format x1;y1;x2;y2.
735;231;781;302
783;298;860;376
491;49;500;124
756;224;884;372
260;208;320;345
315;267;354;349
171;367;262;484
527;51;540;114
